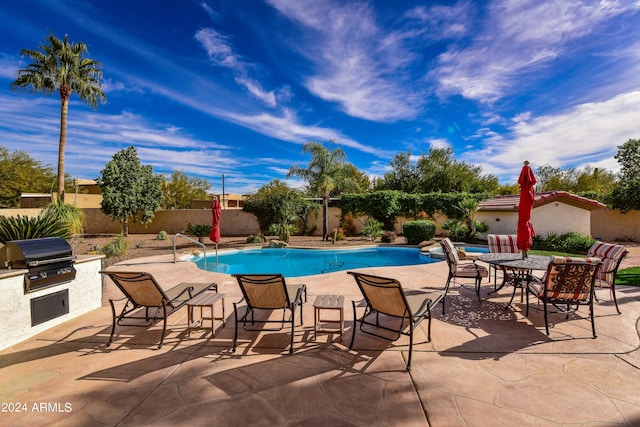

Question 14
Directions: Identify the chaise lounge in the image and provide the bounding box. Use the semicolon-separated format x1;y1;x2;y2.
101;270;216;349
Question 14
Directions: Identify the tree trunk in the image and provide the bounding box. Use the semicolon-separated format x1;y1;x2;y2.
57;91;70;203
322;196;329;241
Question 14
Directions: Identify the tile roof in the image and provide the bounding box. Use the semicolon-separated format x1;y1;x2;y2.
477;190;606;211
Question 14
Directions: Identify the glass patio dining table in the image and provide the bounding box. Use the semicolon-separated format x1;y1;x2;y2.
477;253;552;308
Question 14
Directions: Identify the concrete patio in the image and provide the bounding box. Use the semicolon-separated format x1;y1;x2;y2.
1;252;640;426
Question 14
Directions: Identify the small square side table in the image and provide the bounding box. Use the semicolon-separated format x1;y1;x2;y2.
313;294;344;341
187;291;226;337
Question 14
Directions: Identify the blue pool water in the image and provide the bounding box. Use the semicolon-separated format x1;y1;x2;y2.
192;247;438;277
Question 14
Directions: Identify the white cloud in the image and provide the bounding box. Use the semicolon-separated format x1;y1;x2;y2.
462;91;640;181
267;0;427;121
432;0;640;102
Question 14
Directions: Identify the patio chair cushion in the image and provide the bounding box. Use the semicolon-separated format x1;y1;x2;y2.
586;242;628;288
529;256;602;301
487;234;519;254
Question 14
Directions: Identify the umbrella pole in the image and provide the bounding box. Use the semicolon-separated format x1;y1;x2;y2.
215;242;219;266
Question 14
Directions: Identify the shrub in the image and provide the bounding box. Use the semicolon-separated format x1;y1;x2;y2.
361;218;383;240
246;234;264;244
0;213;70;243
185;223;212;243
341;213;358;237
269;223;298;243
381;231;396;243
333;227;346;241
403;220;436;245
532;232;596;254
101;234;128;258
156;230;168;240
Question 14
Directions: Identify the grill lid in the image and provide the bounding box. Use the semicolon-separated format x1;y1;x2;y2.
1;237;75;268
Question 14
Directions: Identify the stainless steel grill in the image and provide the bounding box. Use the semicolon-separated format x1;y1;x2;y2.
0;237;76;293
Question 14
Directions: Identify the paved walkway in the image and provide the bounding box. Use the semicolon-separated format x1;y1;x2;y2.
1;251;639;426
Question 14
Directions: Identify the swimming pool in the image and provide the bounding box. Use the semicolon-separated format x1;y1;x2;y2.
191;247;438;277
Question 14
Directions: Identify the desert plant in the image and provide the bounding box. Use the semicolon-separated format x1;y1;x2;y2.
0;212;70;243
403;220;435;245
101;234;128;258
42;200;85;235
361;218;383;241
246;234;264;244
340;213;358;237
269;223;298;243
185;223;212;243
156;230;168;240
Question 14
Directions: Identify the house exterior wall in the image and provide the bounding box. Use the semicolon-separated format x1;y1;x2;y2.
476;202;591;238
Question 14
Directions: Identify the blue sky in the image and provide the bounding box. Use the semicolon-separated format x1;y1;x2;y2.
1;0;639;195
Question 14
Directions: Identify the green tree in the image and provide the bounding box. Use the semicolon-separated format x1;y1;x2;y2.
161;170;211;209
243;179;312;235
0;146;57;208
612;138;640;211
378;151;421;193
416;147;499;193
11;33;106;203
287;141;361;241
537;164;616;194
97;146;162;235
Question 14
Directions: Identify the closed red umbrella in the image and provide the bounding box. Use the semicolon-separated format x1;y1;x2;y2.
517;161;536;258
210;198;221;264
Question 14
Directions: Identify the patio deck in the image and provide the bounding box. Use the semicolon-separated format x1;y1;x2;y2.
1;253;639;426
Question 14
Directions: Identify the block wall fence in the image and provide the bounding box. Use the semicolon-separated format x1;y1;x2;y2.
0;207;636;242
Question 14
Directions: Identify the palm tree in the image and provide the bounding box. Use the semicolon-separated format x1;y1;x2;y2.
11;33;106;202
287;141;360;241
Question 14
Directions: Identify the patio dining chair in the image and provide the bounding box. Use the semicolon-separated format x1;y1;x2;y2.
487;234;519;290
440;237;488;311
232;274;307;354
347;271;444;371
525;256;602;337
586;242;628;314
101;270;216;349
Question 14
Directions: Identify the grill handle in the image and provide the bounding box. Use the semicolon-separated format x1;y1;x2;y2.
27;255;77;267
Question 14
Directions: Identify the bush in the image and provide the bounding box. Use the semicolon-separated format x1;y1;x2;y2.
341;213;358;237
101;234;128;258
156;230;168;240
381;231;396;243
361;218;383;240
532;232;596;254
246;234;264;244
403;220;436;245
333;227;346;241
0;212;70;243
185;223;212;243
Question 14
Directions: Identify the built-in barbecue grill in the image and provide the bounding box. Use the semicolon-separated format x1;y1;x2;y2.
0;237;76;293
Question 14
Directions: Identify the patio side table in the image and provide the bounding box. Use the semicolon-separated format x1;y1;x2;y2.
187;291;226;337
313;294;344;341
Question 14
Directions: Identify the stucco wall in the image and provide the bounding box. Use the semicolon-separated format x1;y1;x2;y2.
1;206;636;242
591;210;640;242
476;202;591;238
0;256;103;351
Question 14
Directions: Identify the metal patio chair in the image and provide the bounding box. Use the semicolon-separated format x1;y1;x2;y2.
101;270;216;348
347;271;444;371
526;256;602;337
232;274;307;354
